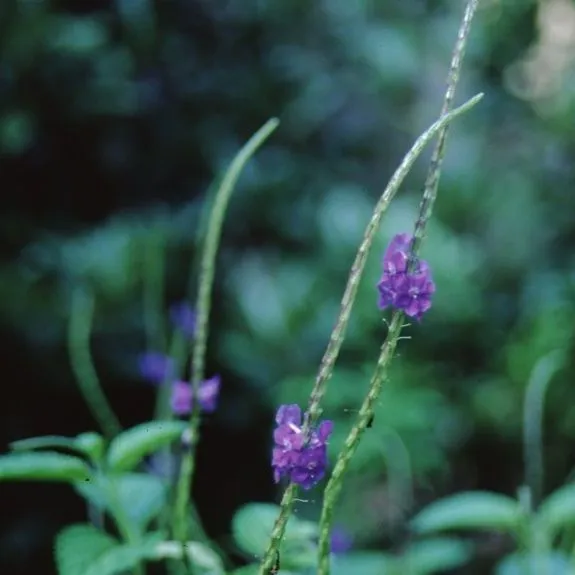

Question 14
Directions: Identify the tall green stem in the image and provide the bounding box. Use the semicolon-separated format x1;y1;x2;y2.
317;312;403;574
172;118;280;549
411;0;481;256
257;93;483;575
523;351;563;507
68;288;122;441
316;2;482;572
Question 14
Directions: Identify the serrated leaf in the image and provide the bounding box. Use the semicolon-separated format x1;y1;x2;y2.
0;452;90;482
495;552;571;575
76;473;166;530
538;484;575;537
331;552;395;575
55;524;118;575
411;492;522;534
231;503;318;568
402;537;473;574
106;421;186;472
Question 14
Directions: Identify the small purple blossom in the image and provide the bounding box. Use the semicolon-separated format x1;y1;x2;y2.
170;302;196;338
170;375;221;416
138;352;174;384
329;527;353;554
377;233;435;320
272;404;333;490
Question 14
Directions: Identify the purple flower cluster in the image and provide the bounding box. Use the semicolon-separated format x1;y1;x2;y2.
170;376;220;415
377;233;435;320
272;404;333;490
138;303;220;415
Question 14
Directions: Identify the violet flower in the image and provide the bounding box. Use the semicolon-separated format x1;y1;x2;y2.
170;375;221;416
377;233;435;320
329;527;353;554
170;302;196;338
138;352;174;384
272;404;333;490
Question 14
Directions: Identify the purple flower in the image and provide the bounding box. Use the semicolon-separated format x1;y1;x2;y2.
139;352;174;384
170;302;196;338
330;527;353;554
377;233;435;320
170;375;221;416
272;404;333;490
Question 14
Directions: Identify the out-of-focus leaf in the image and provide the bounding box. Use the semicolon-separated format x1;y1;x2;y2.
0;452;90;482
75;473;166;530
83;532;163;575
231;503;318;568
538;483;575;537
0;110;34;154
331;551;395;575
411;492;523;534
55;524;118;575
106;421;186;472
153;540;225;574
10;432;103;462
402;537;473;574
47;16;109;54
495;552;571;575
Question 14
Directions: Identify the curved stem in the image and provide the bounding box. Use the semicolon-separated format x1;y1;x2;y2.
68;288;121;441
410;0;481;258
303;93;483;433
257;92;482;575
317;312;403;574
523;350;564;507
316;2;482;571
172;118;280;548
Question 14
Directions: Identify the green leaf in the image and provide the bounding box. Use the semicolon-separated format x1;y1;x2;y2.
55;524;118;575
402;537;473;574
154;540;225;573
538;483;575;537
0;452;90;482
226;567;297;575
411;492;523;534
10;432;104;462
495;552;571;575
106;421;186;472
76;473;166;530
83;532;164;575
231;503;318;568
11;435;84;452
331;552;395;575
75;433;105;462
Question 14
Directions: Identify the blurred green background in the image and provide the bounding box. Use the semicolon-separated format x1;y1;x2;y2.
1;0;575;573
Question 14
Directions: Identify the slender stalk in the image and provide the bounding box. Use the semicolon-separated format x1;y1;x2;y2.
523;350;563;507
68;288;122;440
257;93;482;575
316;2;482;572
303;93;482;434
317;312;403;574
172;118;280;547
410;0;481;257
